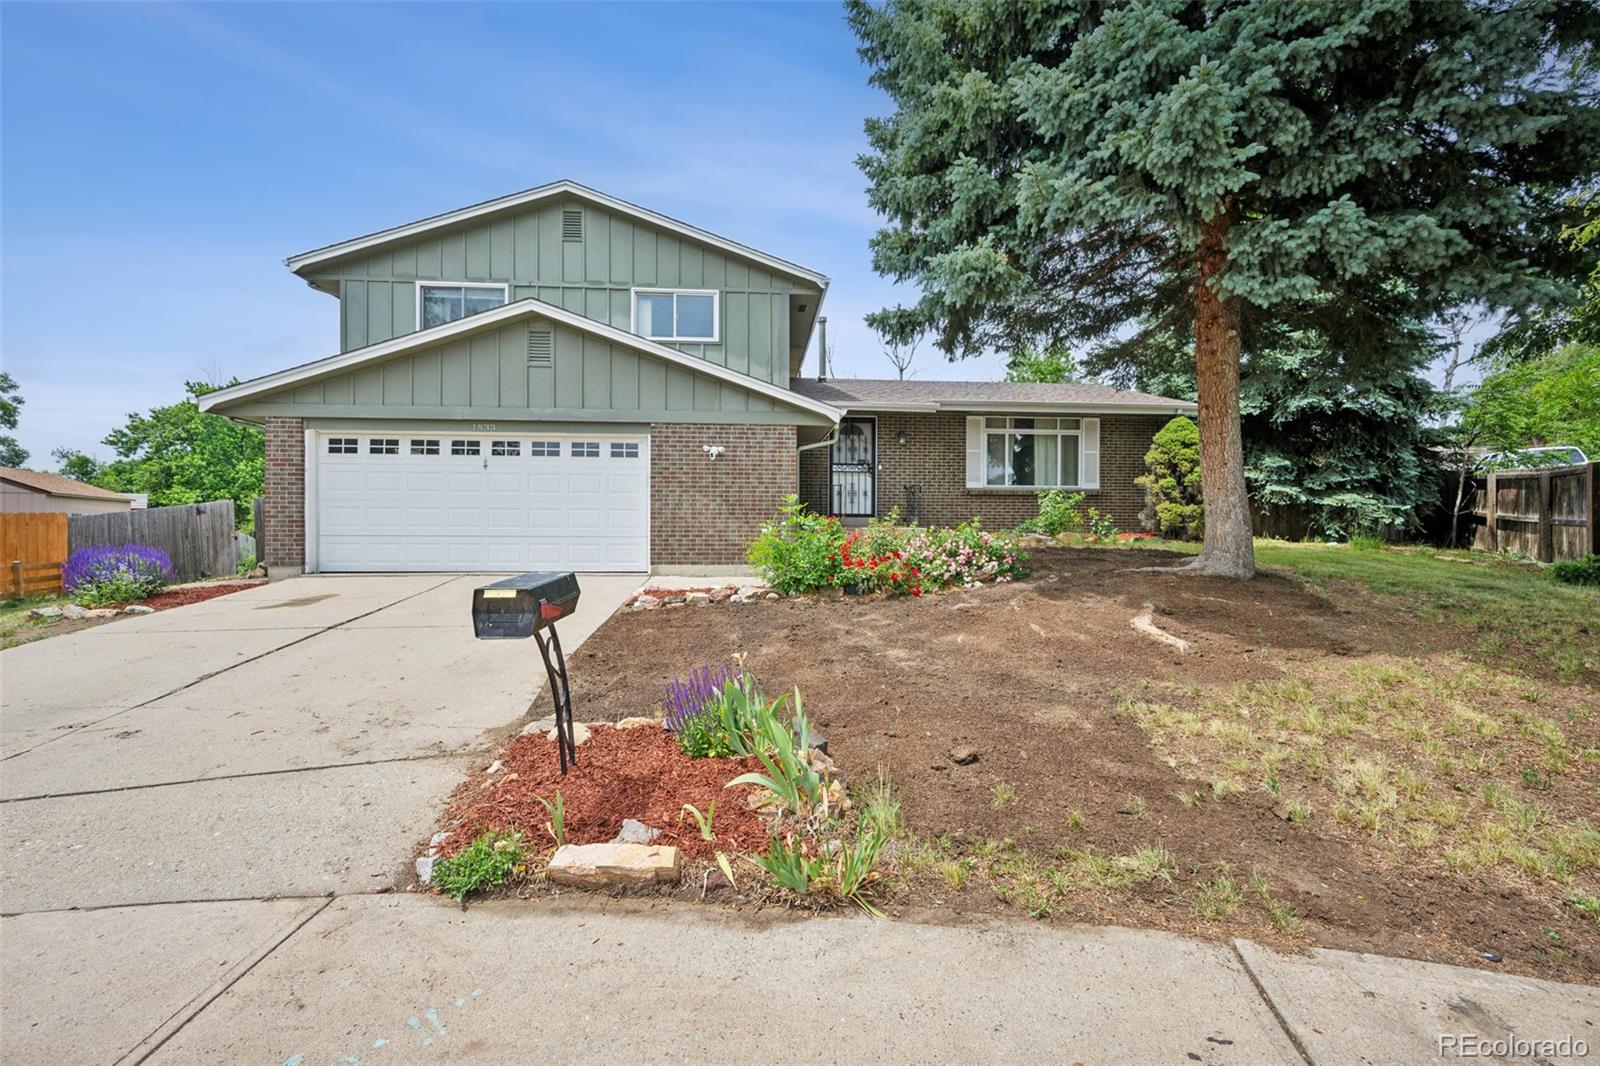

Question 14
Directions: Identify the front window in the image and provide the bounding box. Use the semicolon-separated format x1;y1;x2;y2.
419;283;507;329
984;417;1083;487
634;289;718;342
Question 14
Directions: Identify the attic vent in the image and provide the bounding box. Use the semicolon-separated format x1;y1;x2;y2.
561;208;583;242
527;327;554;368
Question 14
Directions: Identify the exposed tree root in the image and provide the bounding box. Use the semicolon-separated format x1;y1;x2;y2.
1130;602;1191;654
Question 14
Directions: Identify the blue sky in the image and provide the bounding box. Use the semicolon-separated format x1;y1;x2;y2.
3;1;1001;465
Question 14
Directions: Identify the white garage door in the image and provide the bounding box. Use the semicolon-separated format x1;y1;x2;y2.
313;431;649;572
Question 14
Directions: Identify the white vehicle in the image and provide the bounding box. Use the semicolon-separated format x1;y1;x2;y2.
1476;445;1589;471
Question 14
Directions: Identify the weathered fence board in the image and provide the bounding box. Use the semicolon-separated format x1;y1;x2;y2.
68;500;237;582
1470;462;1598;563
1;512;69;569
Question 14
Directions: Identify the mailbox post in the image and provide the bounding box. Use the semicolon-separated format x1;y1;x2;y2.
472;572;582;774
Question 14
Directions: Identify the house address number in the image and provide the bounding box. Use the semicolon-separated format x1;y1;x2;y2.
473;423;498;431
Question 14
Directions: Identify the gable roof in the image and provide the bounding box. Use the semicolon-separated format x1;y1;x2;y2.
285;180;829;288
789;378;1197;416
199;295;843;422
0;467;129;501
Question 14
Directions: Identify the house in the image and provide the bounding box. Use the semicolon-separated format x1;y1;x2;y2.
199;180;1195;577
0;467;135;516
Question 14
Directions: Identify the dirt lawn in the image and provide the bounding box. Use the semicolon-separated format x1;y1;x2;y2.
566;547;1599;984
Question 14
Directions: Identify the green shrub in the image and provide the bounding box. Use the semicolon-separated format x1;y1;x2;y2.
1084;507;1119;541
432;829;524;902
899;519;1028;587
1136;417;1203;539
236;553;256;575
1550;554;1600;587
1019;490;1086;536
677;710;735;758
746;495;845;594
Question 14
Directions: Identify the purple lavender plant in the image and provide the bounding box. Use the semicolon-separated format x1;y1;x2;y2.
63;544;175;598
662;663;741;732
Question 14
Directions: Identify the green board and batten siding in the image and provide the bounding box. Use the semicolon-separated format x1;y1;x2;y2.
311;198;811;389
221;317;831;427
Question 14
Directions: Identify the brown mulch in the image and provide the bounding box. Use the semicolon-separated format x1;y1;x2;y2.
440;725;770;862
125;582;260;611
552;546;1600;984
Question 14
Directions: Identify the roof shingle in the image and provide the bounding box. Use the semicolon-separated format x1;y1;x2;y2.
0;467;130;501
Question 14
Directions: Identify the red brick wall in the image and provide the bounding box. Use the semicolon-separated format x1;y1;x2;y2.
263;416;306;572
650;423;798;565
797;411;1165;532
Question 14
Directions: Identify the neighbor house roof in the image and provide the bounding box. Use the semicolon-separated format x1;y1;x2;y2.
0;467;128;501
199;295;844;423
284;179;829;288
789;378;1197;416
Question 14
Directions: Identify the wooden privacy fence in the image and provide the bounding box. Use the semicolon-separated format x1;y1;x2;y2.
68;500;238;583
1471;462;1599;563
1;513;68;597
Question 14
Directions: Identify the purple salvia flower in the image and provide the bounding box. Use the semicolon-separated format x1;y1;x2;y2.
662;663;741;732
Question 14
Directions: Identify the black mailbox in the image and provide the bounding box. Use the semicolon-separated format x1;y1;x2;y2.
471;572;581;639
472;571;583;773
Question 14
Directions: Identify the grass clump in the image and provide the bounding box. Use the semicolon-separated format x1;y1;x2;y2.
432;829;525;902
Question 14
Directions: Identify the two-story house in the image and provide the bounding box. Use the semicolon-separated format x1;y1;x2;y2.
201;181;1194;576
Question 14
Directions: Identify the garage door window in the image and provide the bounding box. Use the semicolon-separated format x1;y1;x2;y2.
491;440;521;457
610;442;640;459
328;437;358;455
410;439;440;455
369;438;399;455
529;440;560;457
572;441;600;458
451;439;481;456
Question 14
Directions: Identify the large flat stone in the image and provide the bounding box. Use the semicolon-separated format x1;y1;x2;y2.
1;898;322;1065
150;896;1299;1065
548;842;681;886
0;758;468;912
1235;940;1600;1064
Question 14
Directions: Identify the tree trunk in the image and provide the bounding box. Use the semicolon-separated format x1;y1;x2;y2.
1188;211;1256;579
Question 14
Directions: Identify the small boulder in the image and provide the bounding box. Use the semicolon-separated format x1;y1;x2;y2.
519;717;591;746
548;842;681;887
729;594;746;604
949;745;979;766
764;592;780;602
737;586;762;600
709;587;734;603
61;603;89;620
685;591;711;606
614;819;662;844
84;608;119;619
415;856;436;884
662;595;686;606
634;594;661;610
122;604;155;615
615;716;660;729
28;606;63;619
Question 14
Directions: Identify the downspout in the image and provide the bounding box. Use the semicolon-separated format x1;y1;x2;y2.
817;316;828;381
797;421;842;453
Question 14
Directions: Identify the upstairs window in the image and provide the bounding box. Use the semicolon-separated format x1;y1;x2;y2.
633;289;718;342
419;283;508;329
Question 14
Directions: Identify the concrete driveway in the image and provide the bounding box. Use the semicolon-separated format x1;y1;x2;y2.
4;574;1595;1065
0;573;639;1058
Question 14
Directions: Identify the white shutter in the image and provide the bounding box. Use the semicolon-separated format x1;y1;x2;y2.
965;417;985;488
1082;418;1100;489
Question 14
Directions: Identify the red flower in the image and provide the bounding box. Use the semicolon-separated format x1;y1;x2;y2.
912;587;923;597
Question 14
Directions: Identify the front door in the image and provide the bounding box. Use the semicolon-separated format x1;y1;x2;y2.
830;417;876;517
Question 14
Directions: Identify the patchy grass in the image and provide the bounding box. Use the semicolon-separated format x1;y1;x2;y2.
1117;653;1600;891
0;594;78;649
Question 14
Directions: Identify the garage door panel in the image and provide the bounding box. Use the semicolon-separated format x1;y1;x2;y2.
317;433;649;572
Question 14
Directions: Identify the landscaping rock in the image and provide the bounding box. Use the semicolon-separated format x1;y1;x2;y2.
122;604;155;615
84;608;119;619
60;603;89;620
662;594;686;606
764;592;780;601
685;591;711;606
728;594;745;604
737;586;762;600
486;760;504;774
614;819;662;844
415;856;435;884
634;594;661;610
949;745;980;766
547;842;681;887
615;716;659;729
520;716;592;746
709;587;734;603
28;606;63;619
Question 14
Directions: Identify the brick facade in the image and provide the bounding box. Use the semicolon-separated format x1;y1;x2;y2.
650;422;798;566
798;410;1165;532
263;416;306;574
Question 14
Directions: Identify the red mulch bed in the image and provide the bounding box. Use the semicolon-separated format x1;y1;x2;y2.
118;582;259;611
440;725;770;862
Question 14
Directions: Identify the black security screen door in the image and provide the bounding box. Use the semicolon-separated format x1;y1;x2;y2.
830;417;875;517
